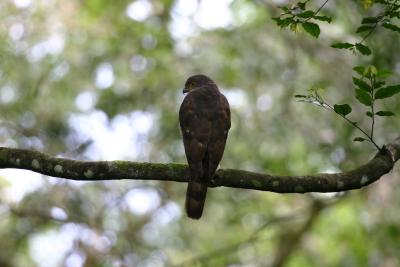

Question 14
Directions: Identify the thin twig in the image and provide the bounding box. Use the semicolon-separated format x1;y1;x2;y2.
359;22;380;44
304;0;330;22
370;75;376;140
359;0;399;44
314;0;330;15
320;100;382;151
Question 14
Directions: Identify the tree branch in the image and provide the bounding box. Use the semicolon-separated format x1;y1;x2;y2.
271;200;328;267
0;136;399;193
173;213;300;266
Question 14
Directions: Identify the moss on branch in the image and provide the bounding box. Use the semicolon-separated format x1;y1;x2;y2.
0;137;399;193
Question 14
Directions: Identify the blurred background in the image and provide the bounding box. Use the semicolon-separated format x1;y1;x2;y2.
0;0;399;266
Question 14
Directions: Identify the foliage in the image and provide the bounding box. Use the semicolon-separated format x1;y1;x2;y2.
273;0;331;38
276;0;400;151
295;65;399;150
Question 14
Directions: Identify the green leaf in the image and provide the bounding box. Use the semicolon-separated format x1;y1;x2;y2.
376;69;393;78
298;1;307;10
353;137;366;142
313;16;332;23
353;66;365;76
373;80;385;88
298;10;315;18
279;6;290;12
361;17;379;24
290;22;302;32
375;111;395;116
362;0;374;8
356;25;374;33
382;23;400;32
273;17;294;28
375;85;400;99
352;77;371;92
355;43;371;55
355;89;372;106
366;111;374;117
334;104;352;116
366;65;377;75
302;22;320;38
331;42;354;49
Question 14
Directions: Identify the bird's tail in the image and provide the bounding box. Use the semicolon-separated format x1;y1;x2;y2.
185;180;208;219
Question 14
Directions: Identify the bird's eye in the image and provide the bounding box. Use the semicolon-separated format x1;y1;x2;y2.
191;82;196;86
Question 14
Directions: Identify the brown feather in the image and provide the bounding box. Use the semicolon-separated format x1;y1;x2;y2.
179;75;231;219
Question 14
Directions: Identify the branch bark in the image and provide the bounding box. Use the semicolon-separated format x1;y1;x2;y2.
0;136;399;193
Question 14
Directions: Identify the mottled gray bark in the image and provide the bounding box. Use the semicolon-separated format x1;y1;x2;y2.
0;137;399;193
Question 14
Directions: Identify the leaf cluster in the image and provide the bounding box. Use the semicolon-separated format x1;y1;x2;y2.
275;0;400;151
331;0;400;55
273;0;331;38
296;65;399;150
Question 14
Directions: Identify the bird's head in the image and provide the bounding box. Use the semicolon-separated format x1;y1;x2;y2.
183;74;215;94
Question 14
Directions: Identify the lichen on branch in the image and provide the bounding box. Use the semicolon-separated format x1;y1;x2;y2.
0;136;399;193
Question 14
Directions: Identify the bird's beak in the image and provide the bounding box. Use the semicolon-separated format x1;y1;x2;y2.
182;87;189;94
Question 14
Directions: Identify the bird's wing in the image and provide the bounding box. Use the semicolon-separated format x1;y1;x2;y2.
180;93;209;219
220;93;231;134
206;92;231;178
179;94;208;162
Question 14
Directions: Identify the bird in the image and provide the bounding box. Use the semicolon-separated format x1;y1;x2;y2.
179;74;231;219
